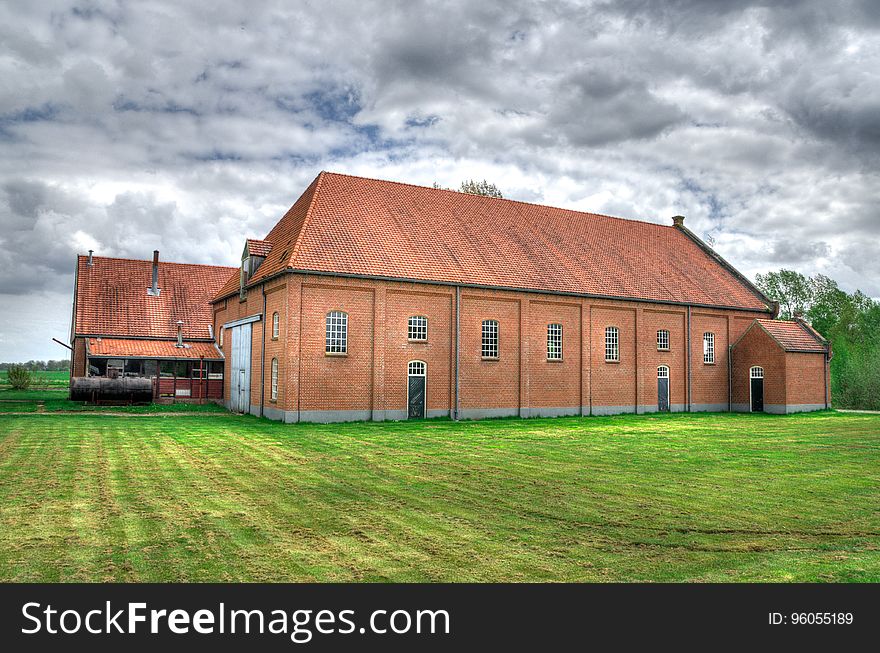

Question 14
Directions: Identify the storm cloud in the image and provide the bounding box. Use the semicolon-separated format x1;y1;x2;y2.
0;0;878;360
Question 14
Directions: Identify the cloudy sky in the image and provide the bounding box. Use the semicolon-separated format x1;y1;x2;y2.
1;0;879;361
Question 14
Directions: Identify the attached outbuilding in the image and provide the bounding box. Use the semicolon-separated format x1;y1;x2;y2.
731;318;831;414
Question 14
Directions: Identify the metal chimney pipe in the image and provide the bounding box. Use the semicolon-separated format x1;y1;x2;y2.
150;250;160;295
87;250;94;266
176;320;184;347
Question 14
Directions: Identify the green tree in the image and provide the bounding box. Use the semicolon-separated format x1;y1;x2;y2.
459;179;503;198
755;269;813;319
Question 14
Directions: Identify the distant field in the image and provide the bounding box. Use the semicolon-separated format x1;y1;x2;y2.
0;408;877;582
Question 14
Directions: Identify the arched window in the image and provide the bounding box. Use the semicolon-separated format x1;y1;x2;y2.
408;360;426;376
270;358;278;400
703;332;715;364
408;316;428;341
605;326;619;362
657;365;669;378
481;319;499;359
547;323;563;360
657;329;669;351
750;366;764;378
272;312;280;339
326;311;348;354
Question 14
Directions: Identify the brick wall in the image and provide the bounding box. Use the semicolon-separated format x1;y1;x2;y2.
785;351;828;408
214;273;789;421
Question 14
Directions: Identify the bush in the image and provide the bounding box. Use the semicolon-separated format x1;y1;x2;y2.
7;365;32;390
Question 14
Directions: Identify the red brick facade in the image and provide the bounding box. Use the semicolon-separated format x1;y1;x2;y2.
213;274;795;422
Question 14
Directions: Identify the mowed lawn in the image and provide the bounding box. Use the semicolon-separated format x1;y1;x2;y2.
0;408;878;582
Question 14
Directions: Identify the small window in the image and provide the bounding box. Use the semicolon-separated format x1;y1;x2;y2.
272;312;280;339
481;319;499;359
408;360;426;376
657;365;669;378
408;316;428;341
271;358;278;400
657;329;669;351
605;326;619;362
547;323;563;360
326;311;348;354
219;327;224;348
703;332;715;364
750;366;764;379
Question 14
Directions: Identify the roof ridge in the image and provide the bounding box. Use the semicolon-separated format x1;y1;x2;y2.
319;170;675;229
78;254;237;271
289;170;326;267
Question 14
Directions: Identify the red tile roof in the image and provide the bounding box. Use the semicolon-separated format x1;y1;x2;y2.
246;239;273;257
86;338;223;360
756;319;828;352
74;255;236;339
214;171;772;311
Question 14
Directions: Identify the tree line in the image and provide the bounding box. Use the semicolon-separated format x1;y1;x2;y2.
755;270;880;410
0;360;70;371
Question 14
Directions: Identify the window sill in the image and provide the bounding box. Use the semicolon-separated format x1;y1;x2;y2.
546;359;563;363
657;348;670;352
407;339;428;344
269;399;277;404
704;362;716;366
605;360;620;364
481;356;499;361
325;352;348;358
271;337;278;341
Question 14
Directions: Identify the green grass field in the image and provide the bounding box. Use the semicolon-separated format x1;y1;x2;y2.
0;401;877;582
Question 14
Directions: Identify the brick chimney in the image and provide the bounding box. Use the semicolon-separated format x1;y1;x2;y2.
671;215;685;228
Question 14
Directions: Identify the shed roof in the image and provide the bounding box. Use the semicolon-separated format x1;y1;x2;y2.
86;338;223;360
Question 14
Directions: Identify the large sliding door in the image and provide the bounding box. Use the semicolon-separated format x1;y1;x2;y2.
229;324;252;414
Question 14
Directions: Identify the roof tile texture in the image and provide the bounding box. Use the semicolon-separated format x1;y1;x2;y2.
757;319;827;352
86;338;223;359
215;171;769;311
75;256;236;339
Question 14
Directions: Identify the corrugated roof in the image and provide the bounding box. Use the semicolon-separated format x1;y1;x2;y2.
86;338;223;360
214;171;772;311
756;319;827;352
74;255;236;339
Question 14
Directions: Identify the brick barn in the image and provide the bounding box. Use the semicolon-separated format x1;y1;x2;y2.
207;172;831;422
69;171;831;419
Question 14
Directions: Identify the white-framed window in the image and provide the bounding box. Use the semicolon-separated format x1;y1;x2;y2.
481;319;499;358
408;360;426;376
750;366;764;379
657;365;669;378
657;329;669;351
240;257;249;300
547;323;563;360
326;311;348;354
408;315;428;341
272;312;280;339
703;332;715;364
219;327;223;348
270;358;278;400
605;326;619;362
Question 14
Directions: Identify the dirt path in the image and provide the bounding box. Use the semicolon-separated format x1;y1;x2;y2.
837;409;880;414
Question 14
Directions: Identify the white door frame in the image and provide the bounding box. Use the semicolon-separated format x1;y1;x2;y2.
749;366;764;413
407;360;427;419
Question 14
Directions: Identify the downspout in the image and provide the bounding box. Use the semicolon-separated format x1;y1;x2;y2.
727;344;732;412
824;349;829;410
454;285;461;420
686;305;692;412
260;284;267;418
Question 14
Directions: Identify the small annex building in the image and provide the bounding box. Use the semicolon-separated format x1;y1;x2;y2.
731;317;832;413
69;250;236;401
